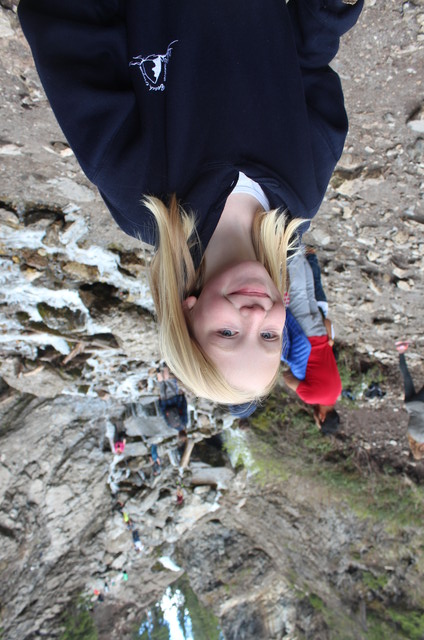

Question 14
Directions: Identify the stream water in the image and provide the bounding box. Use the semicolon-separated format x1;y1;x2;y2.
136;576;224;640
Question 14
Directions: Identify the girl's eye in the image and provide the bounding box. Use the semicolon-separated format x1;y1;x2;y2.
261;331;278;341
218;329;237;338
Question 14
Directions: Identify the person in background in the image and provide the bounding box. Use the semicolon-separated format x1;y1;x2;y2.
105;420;116;454
282;249;341;435
157;367;188;432
132;529;143;553
149;444;162;476
113;428;127;455
122;510;131;529
176;487;184;506
396;341;424;460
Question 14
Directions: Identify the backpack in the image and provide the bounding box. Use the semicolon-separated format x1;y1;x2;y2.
164;405;185;430
159;392;187;430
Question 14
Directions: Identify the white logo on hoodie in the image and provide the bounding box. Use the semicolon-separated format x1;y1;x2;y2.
129;40;178;92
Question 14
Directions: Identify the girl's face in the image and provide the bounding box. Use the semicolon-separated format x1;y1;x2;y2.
183;261;285;394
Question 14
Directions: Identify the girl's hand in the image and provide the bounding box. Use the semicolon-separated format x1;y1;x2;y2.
324;318;334;347
395;340;410;354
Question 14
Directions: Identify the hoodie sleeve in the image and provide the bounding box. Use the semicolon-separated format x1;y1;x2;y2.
287;0;364;69
286;0;364;211
18;0;137;182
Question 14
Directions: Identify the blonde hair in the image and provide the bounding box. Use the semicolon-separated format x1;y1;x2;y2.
145;195;303;404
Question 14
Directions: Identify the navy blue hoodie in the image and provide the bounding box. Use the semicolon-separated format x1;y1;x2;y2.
18;0;362;254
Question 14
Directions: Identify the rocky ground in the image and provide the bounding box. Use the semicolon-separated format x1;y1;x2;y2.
0;0;423;638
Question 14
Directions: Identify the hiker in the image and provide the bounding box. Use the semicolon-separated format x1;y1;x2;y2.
19;0;363;403
395;341;424;460
122;511;131;529
108;459;130;494
132;529;143;553
113;500;124;515
176;488;184;506
105;420;116;454
177;430;188;461
157;367;188;432
282;250;342;434
149;444;162;476
114;430;127;455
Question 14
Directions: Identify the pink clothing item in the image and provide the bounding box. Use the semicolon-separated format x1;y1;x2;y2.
114;441;125;454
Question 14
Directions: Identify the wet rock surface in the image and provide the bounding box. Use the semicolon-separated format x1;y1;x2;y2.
0;1;424;639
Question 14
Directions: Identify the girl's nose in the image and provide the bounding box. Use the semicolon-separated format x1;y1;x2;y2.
231;293;273;311
239;304;267;319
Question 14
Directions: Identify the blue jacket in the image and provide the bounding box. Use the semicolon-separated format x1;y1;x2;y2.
19;0;363;260
158;394;188;431
281;309;312;380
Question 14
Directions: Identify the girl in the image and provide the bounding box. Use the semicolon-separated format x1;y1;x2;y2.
18;0;363;403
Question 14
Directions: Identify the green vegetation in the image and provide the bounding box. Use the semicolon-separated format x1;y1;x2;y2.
59;596;97;640
366;609;424;640
246;438;291;486
288;587;360;640
308;593;325;612
244;375;424;530
181;575;223;639
361;571;389;592
225;349;424;640
388;609;424;639
313;463;424;528
227;347;424;640
292;585;424;640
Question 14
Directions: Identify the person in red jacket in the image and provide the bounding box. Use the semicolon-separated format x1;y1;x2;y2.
283;251;341;434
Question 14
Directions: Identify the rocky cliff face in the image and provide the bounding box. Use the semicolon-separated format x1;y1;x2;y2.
0;0;423;638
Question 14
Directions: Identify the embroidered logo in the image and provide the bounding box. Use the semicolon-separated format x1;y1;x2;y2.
129;40;178;92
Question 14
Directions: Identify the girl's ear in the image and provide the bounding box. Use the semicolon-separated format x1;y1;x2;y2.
182;296;197;313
